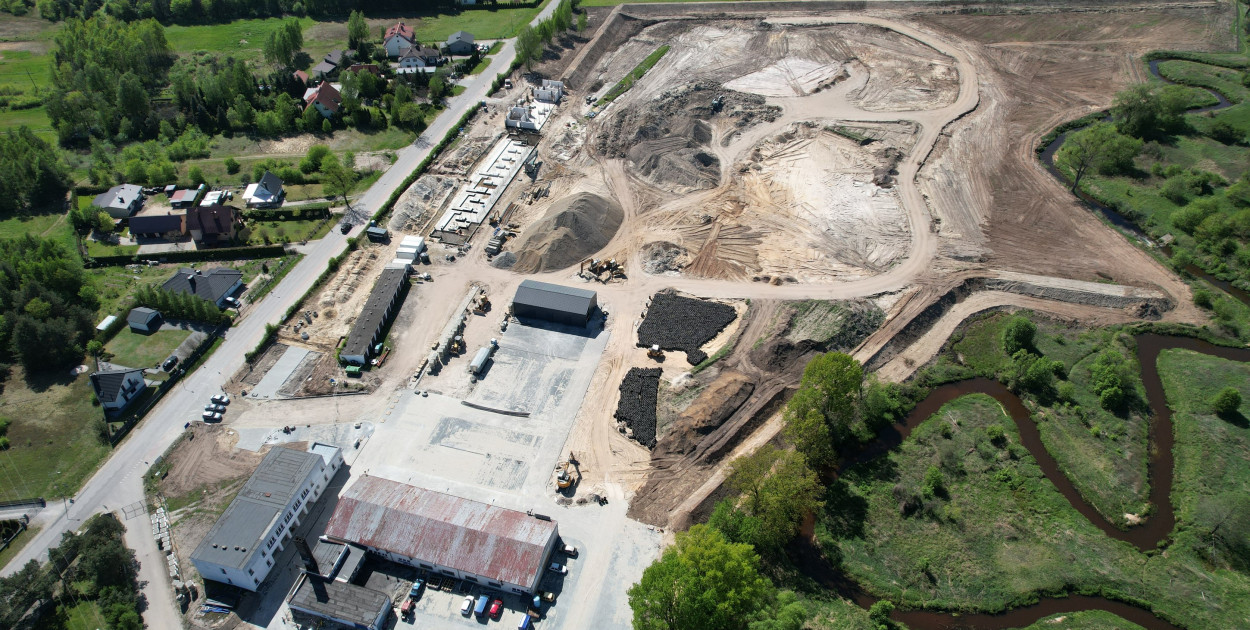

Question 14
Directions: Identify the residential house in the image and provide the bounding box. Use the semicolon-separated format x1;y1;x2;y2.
324;49;349;67
347;63;381;77
127;307;161;333
243;172;285;208
384;22;415;58
169;185;205;209
293;69;309;84
445;31;475;56
92;184;144;219
90;368;147;415
303;81;342;119
398;46;440;73
128;212;186;239
310;60;337;81
187;204;241;245
162;267;244;308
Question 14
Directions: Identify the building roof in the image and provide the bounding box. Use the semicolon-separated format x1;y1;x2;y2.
92;184;143;212
96;315;118;331
187;204;238;236
341;268;407;359
311;60;336;76
89;368;144;404
514;280;596;316
324;49;346;66
161;267;242;303
289;574;389;628
400;45;440;60
192;447;326;571
129;212;184;234
385;22;414;42
127;307;159;325
448;30;474;44
258;171;283;196
323;476;557;589
347;63;381;75
304;81;342;113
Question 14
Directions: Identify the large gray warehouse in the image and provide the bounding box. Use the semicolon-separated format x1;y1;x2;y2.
512;280;597;327
341;267;409;366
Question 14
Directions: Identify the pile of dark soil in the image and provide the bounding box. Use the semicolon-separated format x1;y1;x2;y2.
512;193;624;273
637;292;737;364
653;371;755;459
615;367;662;448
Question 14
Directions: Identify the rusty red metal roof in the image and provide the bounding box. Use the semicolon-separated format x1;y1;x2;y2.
323;476;556;589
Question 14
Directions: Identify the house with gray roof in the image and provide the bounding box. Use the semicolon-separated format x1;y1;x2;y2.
89;367;147;415
446;30;475;55
128;212;186;239
161;267;243;308
92;184;144;219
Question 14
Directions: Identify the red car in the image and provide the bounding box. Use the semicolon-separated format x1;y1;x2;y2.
489;599;503;619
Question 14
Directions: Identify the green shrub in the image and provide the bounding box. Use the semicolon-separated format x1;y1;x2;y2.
1211;387;1242;415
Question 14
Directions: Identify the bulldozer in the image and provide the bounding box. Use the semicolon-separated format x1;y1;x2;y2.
472;294;492;315
647;345;664;360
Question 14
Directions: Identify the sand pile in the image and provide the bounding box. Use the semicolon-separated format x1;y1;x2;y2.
512;193;624;273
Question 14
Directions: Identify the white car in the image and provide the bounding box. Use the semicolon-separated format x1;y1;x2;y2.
561;543;578;557
460;595;474;616
211;394;230;405
202;412;223;422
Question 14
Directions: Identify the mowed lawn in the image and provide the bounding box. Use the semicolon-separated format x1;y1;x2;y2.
106;328;191;369
0;367;112;503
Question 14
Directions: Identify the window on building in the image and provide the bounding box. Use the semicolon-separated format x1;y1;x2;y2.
267;559;272;567
301;488;309;498
420;563;432;570
248;568;254;576
466;576;478;582
221;569;227;575
253;578;259;585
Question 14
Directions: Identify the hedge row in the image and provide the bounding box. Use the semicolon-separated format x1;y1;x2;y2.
243;206;332;221
1142;50;1250;69
85;244;288;267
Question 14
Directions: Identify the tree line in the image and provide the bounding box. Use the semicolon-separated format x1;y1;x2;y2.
0;128;71;217
0;514;142;630
628;351;916;630
0;235;98;374
36;0;460;24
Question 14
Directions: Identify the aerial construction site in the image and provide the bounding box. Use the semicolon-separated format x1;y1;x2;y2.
162;2;1249;629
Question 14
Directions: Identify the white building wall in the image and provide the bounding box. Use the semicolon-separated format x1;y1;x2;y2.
192;448;341;590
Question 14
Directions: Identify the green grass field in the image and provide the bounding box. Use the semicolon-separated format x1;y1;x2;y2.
938;312;1151;523
1156;59;1250;102
88;264;175;320
105;329;191;369
0;367;112;504
245;217;334;244
1017;611;1146;630
1157;349;1250;536
817;342;1250;629
61;600;108;630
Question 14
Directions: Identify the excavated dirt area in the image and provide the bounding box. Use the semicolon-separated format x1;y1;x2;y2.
511;192;624;273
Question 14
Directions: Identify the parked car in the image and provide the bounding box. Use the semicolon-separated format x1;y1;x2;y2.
340;223;352;234
399;598;414;619
204;404;226;413
162;356;179;371
460;595;474;616
547;562;567;575
474;594;489;617
211;394;230;405
489;599;503;619
561;543;578;557
408;579;423;599
202;411;222;422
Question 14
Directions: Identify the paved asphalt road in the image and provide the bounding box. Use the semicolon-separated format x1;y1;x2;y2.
0;4;554;623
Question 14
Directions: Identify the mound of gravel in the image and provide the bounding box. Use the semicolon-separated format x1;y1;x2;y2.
637;292;737;365
641;241;687;275
490;252;517;269
512;193;623;273
615;367;662;448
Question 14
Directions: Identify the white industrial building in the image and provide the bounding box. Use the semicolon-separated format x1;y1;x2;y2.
190;443;343;590
432;138;535;241
323;476;560;595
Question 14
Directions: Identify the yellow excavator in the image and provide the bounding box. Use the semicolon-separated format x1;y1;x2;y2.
555;452;581;490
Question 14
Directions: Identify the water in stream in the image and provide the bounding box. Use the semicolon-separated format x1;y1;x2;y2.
832;335;1250;629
